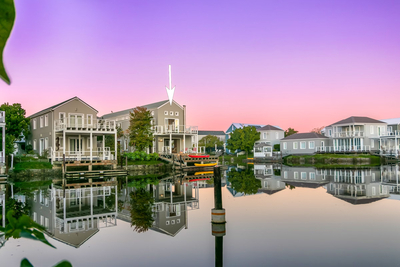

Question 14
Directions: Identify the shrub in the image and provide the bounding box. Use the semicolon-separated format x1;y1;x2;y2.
273;144;280;151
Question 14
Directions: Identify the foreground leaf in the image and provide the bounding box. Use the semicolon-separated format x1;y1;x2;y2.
20;258;34;267
0;0;16;85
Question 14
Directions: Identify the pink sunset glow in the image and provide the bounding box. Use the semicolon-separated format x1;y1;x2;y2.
1;0;400;132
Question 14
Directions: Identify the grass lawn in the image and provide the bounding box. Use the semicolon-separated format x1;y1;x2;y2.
14;162;53;171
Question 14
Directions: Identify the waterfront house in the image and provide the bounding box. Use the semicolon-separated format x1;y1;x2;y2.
281;132;329;155
281;166;330;188
253;125;284;158
322;116;387;153
326;168;389;204
225;123;265;153
28;97;117;168
101;100;198;154
0;111;5;167
254;164;286;195
378;118;400;157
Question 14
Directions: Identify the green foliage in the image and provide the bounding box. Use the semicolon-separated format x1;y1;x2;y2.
0;0;15;85
127;176;160;189
130;189;154;233
284;127;298;137
227;126;260;156
228;168;261;195
25;144;33;154
124;151;159;162
5;198;30;225
14;161;53;171
0;210;55;248
199;135;223;153
273;144;280;151
21;258;72;267
128;106;153;151
0;103;30;139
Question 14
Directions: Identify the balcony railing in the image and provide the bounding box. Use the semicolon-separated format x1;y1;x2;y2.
332;131;364;138
0;111;4;123
381;130;400;137
51;147;114;161
152;125;198;135
54;118;116;132
315;146;371;153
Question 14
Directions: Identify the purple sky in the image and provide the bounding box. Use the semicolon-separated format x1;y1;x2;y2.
1;0;400;131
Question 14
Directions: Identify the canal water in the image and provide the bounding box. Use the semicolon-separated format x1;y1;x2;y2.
1;164;400;267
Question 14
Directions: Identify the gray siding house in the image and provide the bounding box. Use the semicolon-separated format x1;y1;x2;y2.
323;116;387;153
379;118;400;157
281;132;330;155
281;166;330;188
102;100;198;154
257;125;284;146
28;97;117;165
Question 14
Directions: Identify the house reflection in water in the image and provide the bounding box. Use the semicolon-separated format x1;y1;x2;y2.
30;179;118;248
326;168;389;204
281;166;330;189
381;165;400;197
118;176;199;237
254;164;286;195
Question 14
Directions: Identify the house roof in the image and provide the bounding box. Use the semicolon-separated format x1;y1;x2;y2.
285;181;329;188
101;100;173;119
198;130;225;136
281;132;329;140
257;125;283;131
228;123;265;132
380;117;400;125
334;195;388;205
29;96;98;118
328;116;385;126
257;188;285;195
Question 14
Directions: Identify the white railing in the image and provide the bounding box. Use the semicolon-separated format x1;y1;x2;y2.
54;118;116;131
51;147;114;161
381;130;400;137
152;125;198;135
315;146;371;152
0;111;5;124
333;131;364;138
0;151;4;164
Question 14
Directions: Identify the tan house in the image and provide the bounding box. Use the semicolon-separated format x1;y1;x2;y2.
28;97;117;165
101;99;198;154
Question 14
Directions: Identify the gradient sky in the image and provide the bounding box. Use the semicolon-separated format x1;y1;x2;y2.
1;0;400;132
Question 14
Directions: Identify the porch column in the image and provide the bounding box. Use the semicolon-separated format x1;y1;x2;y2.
2;124;5;164
102;135;105;160
183;133;186;153
115;186;118;215
63;197;66;221
114;130;117;160
170;182;173;203
196;135;199;153
169;133;172;154
52;126;56;162
90;131;93;163
78;134;81;156
395;136;398;157
184;182;187;202
63;130;66;158
90;187;93;215
379;138;382;155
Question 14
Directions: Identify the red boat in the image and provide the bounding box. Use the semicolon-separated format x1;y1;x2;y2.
189;178;211;182
188;154;209;158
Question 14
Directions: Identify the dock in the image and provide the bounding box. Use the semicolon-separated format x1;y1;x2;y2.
160;153;220;168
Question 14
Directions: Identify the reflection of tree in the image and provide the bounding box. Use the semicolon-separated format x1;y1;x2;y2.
286;184;295;190
228;169;261;195
130;189;154;233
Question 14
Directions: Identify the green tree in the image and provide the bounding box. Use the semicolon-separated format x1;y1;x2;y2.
130;189;154;233
0;0;16;85
284;127;298;137
228;168;261;195
128;106;153;151
199;135;223;153
0;103;30;155
226;126;260;157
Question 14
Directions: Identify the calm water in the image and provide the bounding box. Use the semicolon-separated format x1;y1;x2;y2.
1;164;400;267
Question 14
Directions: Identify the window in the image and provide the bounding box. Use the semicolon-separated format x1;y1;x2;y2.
45;114;48;127
294;172;299;179
372;187;376;196
263;132;267;139
59;112;65;123
372;173;375;182
166;221;170;225
33;118;37;129
301;172;307;180
328;129;332;136
170;111;173;115
175;111;179;116
309;172;316;180
388;126;393;133
293;142;298;149
300;141;306;149
370;125;374;134
40;116;44;128
40;215;44;226
87;137;92;149
45;137;48;150
151;111;154;116
87;114;93;126
33;140;37;150
371;140;374;148
177;219;180;223
309;141;315;149
33;212;37;222
283;142;287;150
171;220;175;225
284;171;288;178
275;132;279;139
164;111;168;115
45;218;49;228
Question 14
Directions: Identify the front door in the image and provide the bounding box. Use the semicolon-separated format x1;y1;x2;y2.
39;138;44;156
69;138;83;154
69;114;84;128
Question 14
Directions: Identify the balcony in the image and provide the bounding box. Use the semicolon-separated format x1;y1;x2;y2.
54;118;116;132
380;130;400;137
0;111;4;124
332;131;364;138
151;125;198;135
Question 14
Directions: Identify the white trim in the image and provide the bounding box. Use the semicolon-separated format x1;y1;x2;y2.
283;142;287;150
53;97;98;113
40;116;44;128
293;142;298;149
157;100;184;110
300;141;306;149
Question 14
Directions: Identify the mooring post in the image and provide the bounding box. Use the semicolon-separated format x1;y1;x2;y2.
212;166;226;267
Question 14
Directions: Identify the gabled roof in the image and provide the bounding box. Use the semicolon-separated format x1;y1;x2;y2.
380;117;400;125
257;188;285;195
328;116;385;126
101;100;181;119
29;96;98;118
227;123;265;132
333;195;388;205
198;130;225;136
281;132;329;140
257;125;283;131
